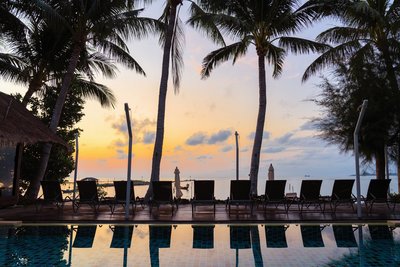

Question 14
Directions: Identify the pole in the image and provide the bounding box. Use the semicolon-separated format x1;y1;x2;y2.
354;100;368;219
124;103;133;220
235;131;239;180
73;133;79;201
385;145;389;180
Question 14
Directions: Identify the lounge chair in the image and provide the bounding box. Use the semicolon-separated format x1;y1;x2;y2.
110;225;134;248
111;181;142;214
368;225;394;243
149;225;172;267
297;180;324;213
227;180;253;215
324;179;355;213
191;180;216;216
36;180;72;211
362;179;392;213
262;180;288;213
300;225;325;247
73;180;110;213
332;225;357;248
230;225;251;249
149;181;177;215
265;225;289;248
192;225;214;249
72;225;97;248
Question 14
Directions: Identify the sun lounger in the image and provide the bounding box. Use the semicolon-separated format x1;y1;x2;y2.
110;225;134;248
72;225;97;248
265;225;289;248
192;225;214;249
149;225;172;267
149;181;177;215
300;225;325;247
323;179;355;213
191;180;216;216
332;225;357;248
111;181;142;214
368;225;394;243
73;180;110;213
297;180;324;213
230;225;251;249
362;179;392;213
36;180;72;211
227;180;253;215
262;180;288;213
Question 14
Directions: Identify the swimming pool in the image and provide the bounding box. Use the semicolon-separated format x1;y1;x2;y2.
0;223;399;266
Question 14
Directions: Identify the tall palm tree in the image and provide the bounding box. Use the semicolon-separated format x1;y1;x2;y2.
23;0;158;201
146;0;224;199
149;0;183;193
192;0;328;194
302;0;400;179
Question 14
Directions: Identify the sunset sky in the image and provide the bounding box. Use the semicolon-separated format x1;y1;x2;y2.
1;2;359;181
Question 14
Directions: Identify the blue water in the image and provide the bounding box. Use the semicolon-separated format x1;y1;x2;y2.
0;223;399;266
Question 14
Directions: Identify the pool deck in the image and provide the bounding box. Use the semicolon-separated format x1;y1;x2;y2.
1;202;400;225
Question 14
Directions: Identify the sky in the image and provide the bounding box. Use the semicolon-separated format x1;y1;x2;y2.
0;1;361;181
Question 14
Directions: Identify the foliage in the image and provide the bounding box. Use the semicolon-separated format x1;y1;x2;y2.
16;85;84;191
313;60;400;176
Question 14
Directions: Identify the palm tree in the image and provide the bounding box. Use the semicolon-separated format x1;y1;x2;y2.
22;0;158;201
146;0;225;199
148;0;183;194
192;0;328;194
302;0;400;179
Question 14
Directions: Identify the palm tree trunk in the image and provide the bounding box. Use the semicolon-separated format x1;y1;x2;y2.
249;54;267;195
397;145;400;191
22;67;46;106
375;146;386;180
24;42;83;201
145;1;179;200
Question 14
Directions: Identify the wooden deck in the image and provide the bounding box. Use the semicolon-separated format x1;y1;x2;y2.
1;202;400;224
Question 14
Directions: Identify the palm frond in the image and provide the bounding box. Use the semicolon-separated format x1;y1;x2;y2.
187;2;225;46
201;41;250;79
96;39;145;76
264;43;285;78
279;37;330;54
302;40;362;82
316;26;370;44
171;15;184;93
71;78;116;109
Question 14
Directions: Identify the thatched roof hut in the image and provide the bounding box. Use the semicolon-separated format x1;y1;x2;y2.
0;91;66;146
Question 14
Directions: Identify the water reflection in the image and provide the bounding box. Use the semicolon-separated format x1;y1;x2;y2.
0;225;69;266
0;224;399;266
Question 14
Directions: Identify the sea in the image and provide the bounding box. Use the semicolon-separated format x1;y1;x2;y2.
64;175;399;200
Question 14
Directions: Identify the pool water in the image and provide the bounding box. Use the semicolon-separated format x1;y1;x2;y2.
0;223;399;266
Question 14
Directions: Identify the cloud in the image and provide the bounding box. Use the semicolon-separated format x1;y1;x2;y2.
240;147;249;153
248;131;271;140
276;133;294;144
262;147;286;153
196;155;213;160
112;120;128;133
186;132;207;146
221;145;233;152
143;132;155;144
208;130;232;144
174;145;183;152
185;129;232;146
116;149;127;159
113;139;127;147
299;121;317;131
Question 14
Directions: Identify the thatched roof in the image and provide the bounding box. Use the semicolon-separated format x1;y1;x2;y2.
0;91;66;147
